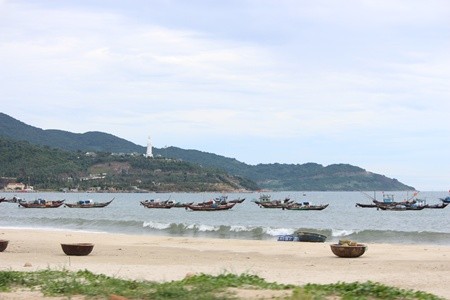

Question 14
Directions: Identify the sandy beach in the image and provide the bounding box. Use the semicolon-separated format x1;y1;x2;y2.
0;228;449;299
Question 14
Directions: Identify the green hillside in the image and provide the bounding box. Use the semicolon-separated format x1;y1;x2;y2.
0;112;415;191
0;136;257;192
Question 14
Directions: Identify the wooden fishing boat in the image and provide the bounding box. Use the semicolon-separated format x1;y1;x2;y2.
373;199;417;207
372;193;417;207
285;202;329;211
376;204;425;211
254;194;292;208
252;194;272;205
18;199;65;208
140;199;174;209
186;202;236;211
211;195;245;204
258;202;289;208
358;191;381;208
360;191;418;208
65;198;114;208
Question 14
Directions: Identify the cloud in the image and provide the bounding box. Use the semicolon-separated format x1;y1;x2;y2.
1;0;450;189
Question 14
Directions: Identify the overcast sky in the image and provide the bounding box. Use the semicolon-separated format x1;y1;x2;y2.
1;0;449;191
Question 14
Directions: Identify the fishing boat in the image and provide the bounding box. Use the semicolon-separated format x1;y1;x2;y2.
140;199;175;209
211;195;245;204
355;203;377;208
253;194;292;208
357;191;385;208
376;204;425;211
18;199;65;208
65;198;114;208
371;194;418;210
252;194;271;205
285;202;329;211
186;202;236;211
258;201;290;209
295;231;327;242
359;191;418;208
277;231;327;242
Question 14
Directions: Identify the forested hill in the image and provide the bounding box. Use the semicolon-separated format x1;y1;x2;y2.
0;112;415;191
0;136;257;192
0;113;144;153
157;147;415;191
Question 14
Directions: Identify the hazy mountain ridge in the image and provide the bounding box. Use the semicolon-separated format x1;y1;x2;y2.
0;112;415;191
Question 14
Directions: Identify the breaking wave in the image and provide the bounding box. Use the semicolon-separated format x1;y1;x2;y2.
139;221;450;245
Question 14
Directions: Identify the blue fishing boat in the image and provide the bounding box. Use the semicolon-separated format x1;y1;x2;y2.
277;231;327;242
295;231;327;242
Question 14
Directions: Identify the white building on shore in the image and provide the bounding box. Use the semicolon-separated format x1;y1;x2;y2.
145;136;153;158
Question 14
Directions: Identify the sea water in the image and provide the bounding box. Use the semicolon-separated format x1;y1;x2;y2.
1;191;449;245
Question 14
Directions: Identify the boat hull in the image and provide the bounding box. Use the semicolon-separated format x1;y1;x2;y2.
355;203;377;208
18;200;64;208
65;199;114;208
285;204;329;210
186;203;236;211
296;231;327;242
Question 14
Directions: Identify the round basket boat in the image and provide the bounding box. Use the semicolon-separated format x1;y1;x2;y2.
61;243;94;256
330;244;367;258
0;240;9;252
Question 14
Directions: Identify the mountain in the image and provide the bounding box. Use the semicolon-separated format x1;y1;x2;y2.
0;112;415;191
156;147;415;191
0;112;144;153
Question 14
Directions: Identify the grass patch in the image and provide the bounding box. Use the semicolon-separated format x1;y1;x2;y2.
0;269;444;299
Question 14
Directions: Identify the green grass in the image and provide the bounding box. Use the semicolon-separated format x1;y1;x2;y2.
0;269;444;300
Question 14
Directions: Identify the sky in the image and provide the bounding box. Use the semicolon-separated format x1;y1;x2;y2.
1;0;449;191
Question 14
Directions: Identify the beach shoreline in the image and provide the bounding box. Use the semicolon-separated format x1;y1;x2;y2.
1;228;449;299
